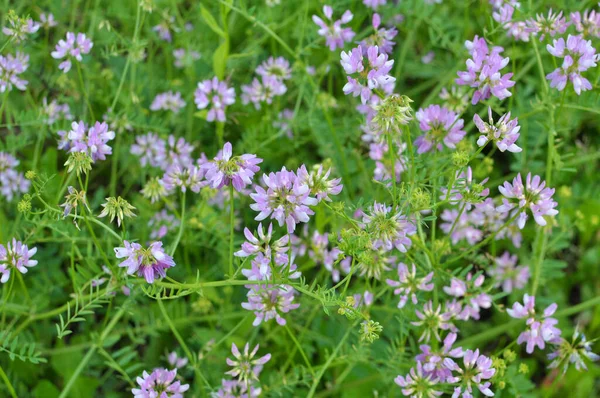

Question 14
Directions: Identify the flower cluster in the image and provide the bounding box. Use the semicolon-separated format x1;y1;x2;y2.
386;263;434;308
340;45;396;104
194;77;236;122
488;251;530;293
414;104;466;153
202;142;262;192
0;152;30;201
242;57;291;109
507;294;562;353
474;106;522;152
525;9;569;41
0;52;29;93
0;239;38;283
51;32;93;73
312;5;355;51
132;368;189;397
2;16;39;42
219;343;270;394
114;241;176;283
546;34;598;95
456;35;515;104
58;121;116;162
150;91;186;113
360;14;397;55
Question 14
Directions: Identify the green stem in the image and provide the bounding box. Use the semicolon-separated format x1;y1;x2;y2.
76;62;94;119
170;191;186;256
228;184;235;277
284;324;316;377
0;364;17;398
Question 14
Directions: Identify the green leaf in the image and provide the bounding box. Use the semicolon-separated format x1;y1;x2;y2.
200;5;226;38
213;40;229;80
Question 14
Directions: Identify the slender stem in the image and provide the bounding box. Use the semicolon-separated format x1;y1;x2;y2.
284;324;316;377
76;62;94;119
170;191;186;256
228;184;235;277
0;364;18;398
387;131;397;209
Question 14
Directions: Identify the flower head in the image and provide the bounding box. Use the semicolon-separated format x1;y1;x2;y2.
312;5;355;51
132;368;189;398
0;52;29;93
51;32;93;73
507;294;562;353
201;142;262;192
114;241;176;284
474;106;521;152
341;45;396;104
386;263;434;308
99;196;136;227
0;239;38;283
415;105;466;153
394;362;443;398
488;251;530;293
525;9;569;41
194;77;236;122
548;329;600;373
546;34;598;95
225;343;271;385
444;349;496;397
150;91;186;113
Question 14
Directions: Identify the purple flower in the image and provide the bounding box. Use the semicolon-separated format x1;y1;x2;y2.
213;379;261;397
394;362;443;398
234;223;289;259
42;98;72;125
152;16;178;42
2;18;39;42
150;91;186;113
0;152;30;201
225;343;271;384
497;173;559;229
250;166;318;233
308;231;343;281
474;106;521;152
0;52;29;92
241;76;287;110
201;142;262;192
39;13;58;29
149;210;179;240
444;349;496;397
416;332;464;383
167;352;188;369
114;241;176;284
571;10;600;39
297;164;343;202
546;34;598;95
362;202;416;252
163;135;195;170
415;105;466;153
242;284;300;326
440;167;489;210
488;251;530;293
412;301;457;342
507;294;562;354
525;9;569;41
273;109;294;138
341;45;396;104
456;35;515;104
312;5;355;51
65;121;115;162
360;13;397;55
386;263;434;308
548;329;600;373
173;48;200;68
51;32;93;73
162;164;205;194
443;273;492;321
363;0;387;10
256;56;292;81
131;132;167;168
194;77;236;122
0;239;38;283
132;368;189;398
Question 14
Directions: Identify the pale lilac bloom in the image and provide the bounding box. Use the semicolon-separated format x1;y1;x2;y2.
444;349;496;397
162;164;205;194
63;121;115;162
474;106;521;152
202;142;262;192
443;273;492;321
0;239;38;284
360;13;397;55
394;362;443;398
546;34;598;95
150;91;186;113
0;52;29;92
416;332;464;383
242;284;300;326
256;56;292;81
131;132;167;168
507;294;562;354
353;291;374;308
226;343;271;384
149;210;179;240
114;241;176;284
213;379;261;398
152;16;178;42
39;13;58;29
241;75;287;109
308;231;343;281
440;167;489;210
456;35;514;104
132;368;189;397
488;251;530;293
363;0;386;9
525;9;569;41
273;108;294;138
194;77;236;122
341;45;396;104
242;252;300;282
440;209;483;245
386;263;434;308
0;153;30;201
2;18;39;42
167;352;188;369
312;5;355;51
548;329;600;373
415;105;466;153
173;48;200;68
42;98;72;125
297;164;343;202
162;135;195;170
412;301;457;342
422;51;435;64
362;202;416;252
51;32;93;73
571;10;600;38
250;166;318;233
497;173;559;229
234;223;289;259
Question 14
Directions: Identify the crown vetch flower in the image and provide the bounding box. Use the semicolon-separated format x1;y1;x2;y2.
214;379;262;398
394;362;443;398
167;352;188;369
507;294;562;354
525;9;569;41
548;329;600;373
0;152;30;201
250;166;318;233
150;91;186;113
114;241;175;284
440;167;489;210
173;48;200;68
571;10;600;38
444;349;496;397
362;202;416;252
256;56;292;81
0;239;38;283
443;273;492;321
341;45;396;104
131;132;167;168
2;18;39;42
152;16;178;42
474;106;522;152
194;77;235;122
99;196;137;227
242;284;300;326
415;105;466;153
456;36;515;104
412;301;457;342
201;142;262;192
360;14;397;55
42;98;72;125
386;263;434;308
546;34;598;95
162;164;205;194
312;5;355;51
39;13;58;29
488;251;530;293
416;332;464;383
297;164;343;202
226;343;271;385
497;173;558;229
132;368;189;397
51;32;93;73
235;223;289;259
63;121;116;162
363;0;387;10
149;210;180;240
241;75;287;110
0;52;29;93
